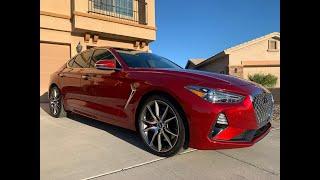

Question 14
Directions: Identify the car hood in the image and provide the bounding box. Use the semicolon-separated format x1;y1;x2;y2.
136;68;255;86
179;69;255;86
130;68;268;94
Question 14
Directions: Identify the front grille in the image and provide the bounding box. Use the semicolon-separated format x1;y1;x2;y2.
252;91;274;127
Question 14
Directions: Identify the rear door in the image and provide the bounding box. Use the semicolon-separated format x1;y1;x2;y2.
60;50;92;112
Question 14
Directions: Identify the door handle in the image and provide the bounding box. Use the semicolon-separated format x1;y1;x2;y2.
82;75;90;80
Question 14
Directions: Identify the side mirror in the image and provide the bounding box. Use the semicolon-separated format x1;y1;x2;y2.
95;59;118;70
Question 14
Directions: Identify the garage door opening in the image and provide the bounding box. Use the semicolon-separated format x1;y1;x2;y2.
40;43;70;100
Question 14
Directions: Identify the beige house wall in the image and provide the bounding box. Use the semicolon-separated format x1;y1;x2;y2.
228;37;280;87
40;28;147;58
187;63;196;69
40;0;71;16
40;15;71;32
40;0;156;55
40;0;155;27
147;0;156;27
73;13;156;41
197;56;229;74
228;38;280;66
73;0;155;27
40;0;156;95
40;43;71;94
191;33;280;87
73;0;156;41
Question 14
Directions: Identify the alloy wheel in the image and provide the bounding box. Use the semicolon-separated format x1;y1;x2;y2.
139;100;179;153
49;87;61;116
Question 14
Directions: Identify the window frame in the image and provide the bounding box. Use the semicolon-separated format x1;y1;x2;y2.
67;57;76;68
93;0;134;19
268;40;279;51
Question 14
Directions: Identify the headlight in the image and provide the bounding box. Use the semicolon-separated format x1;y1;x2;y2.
185;85;244;103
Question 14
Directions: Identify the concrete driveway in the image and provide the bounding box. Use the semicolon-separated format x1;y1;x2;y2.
40;103;280;180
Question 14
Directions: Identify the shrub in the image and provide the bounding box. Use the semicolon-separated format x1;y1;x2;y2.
248;73;278;88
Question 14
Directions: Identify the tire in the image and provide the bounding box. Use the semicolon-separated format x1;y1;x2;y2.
138;95;185;157
49;86;66;118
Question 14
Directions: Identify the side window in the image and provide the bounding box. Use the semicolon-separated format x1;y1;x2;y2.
72;51;91;68
72;55;87;68
91;49;121;68
68;50;93;68
82;49;93;63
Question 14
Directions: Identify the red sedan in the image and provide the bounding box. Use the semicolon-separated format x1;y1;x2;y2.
48;47;274;157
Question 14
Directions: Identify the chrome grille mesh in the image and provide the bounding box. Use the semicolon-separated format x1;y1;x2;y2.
252;92;274;126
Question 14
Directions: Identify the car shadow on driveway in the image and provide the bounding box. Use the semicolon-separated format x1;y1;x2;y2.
40;103;149;153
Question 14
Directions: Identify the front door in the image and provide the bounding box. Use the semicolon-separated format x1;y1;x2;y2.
80;49;132;126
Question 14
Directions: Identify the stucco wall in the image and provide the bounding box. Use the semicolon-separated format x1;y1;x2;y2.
228;36;280;87
146;0;156;27
40;15;71;32
40;0;156;95
74;14;156;41
40;0;71;16
197;56;229;74
40;0;156;42
41;0;155;26
40;0;156;56
40;28;149;57
74;0;156;27
192;34;280;87
228;37;280;66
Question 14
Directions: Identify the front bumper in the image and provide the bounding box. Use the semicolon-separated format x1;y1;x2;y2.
185;92;273;150
194;122;271;150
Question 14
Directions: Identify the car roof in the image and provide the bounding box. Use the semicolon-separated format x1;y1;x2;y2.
90;46;148;54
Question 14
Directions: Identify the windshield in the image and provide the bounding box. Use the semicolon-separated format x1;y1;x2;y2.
117;51;182;69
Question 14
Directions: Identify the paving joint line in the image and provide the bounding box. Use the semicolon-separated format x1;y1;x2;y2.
81;149;197;180
216;151;279;176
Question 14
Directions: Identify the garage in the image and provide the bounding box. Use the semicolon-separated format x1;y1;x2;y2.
40;43;70;95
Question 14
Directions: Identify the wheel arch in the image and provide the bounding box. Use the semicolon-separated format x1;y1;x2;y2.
48;83;59;97
135;90;190;149
49;83;59;90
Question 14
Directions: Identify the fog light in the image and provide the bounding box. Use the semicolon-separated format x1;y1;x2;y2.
209;113;228;138
217;113;228;125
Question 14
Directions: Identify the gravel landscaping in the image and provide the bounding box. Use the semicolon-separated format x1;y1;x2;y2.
273;104;280;122
271;103;280;129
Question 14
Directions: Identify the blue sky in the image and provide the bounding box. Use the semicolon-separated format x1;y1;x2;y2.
150;0;280;67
